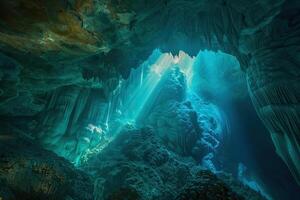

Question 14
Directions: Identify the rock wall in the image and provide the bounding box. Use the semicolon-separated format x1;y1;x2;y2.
36;86;109;163
0;137;93;200
243;1;300;184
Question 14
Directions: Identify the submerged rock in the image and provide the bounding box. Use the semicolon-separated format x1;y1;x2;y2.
175;170;243;200
84;126;266;200
0;126;267;200
85;126;193;200
0;137;93;200
175;170;268;200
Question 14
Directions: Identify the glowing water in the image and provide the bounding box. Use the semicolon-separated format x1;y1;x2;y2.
76;49;291;199
105;98;111;130
140;65;144;87
103;49;238;131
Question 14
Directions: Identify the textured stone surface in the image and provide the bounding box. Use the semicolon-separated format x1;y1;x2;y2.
35;86;108;163
175;170;243;200
132;66;224;172
243;0;300;184
175;170;268;200
84;126;266;200
84;127;192;200
0;137;93;200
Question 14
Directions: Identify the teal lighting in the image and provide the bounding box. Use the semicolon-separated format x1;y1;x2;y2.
81;49;244;165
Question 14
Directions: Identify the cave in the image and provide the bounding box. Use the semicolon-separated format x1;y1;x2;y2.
0;1;299;200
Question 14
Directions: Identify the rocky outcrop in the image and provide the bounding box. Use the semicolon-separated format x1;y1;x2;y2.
0;137;93;200
134;66;224;171
175;170;243;200
83;126;266;200
84;126;193;200
175;170;268;200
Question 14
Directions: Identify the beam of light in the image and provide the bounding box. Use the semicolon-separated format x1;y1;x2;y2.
105;99;111;129
121;52;175;121
176;50;195;87
105;49;197;131
173;55;180;64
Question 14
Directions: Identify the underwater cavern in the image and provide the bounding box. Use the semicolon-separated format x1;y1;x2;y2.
0;0;300;200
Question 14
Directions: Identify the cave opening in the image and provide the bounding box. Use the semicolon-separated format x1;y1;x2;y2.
76;49;292;200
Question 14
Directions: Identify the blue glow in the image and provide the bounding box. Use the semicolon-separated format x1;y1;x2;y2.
81;49;244;157
60;48;277;199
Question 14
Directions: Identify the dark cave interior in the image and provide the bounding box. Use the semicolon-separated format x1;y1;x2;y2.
0;1;300;200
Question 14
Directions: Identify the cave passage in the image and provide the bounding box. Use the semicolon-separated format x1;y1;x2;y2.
73;49;297;200
1;47;299;200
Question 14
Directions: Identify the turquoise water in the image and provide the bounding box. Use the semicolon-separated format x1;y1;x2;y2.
56;49;298;200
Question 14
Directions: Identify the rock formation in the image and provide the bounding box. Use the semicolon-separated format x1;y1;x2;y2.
0;136;93;200
84;126;266;200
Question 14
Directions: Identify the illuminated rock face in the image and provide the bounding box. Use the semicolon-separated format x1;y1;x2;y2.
136;65;224;169
35;86;108;163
